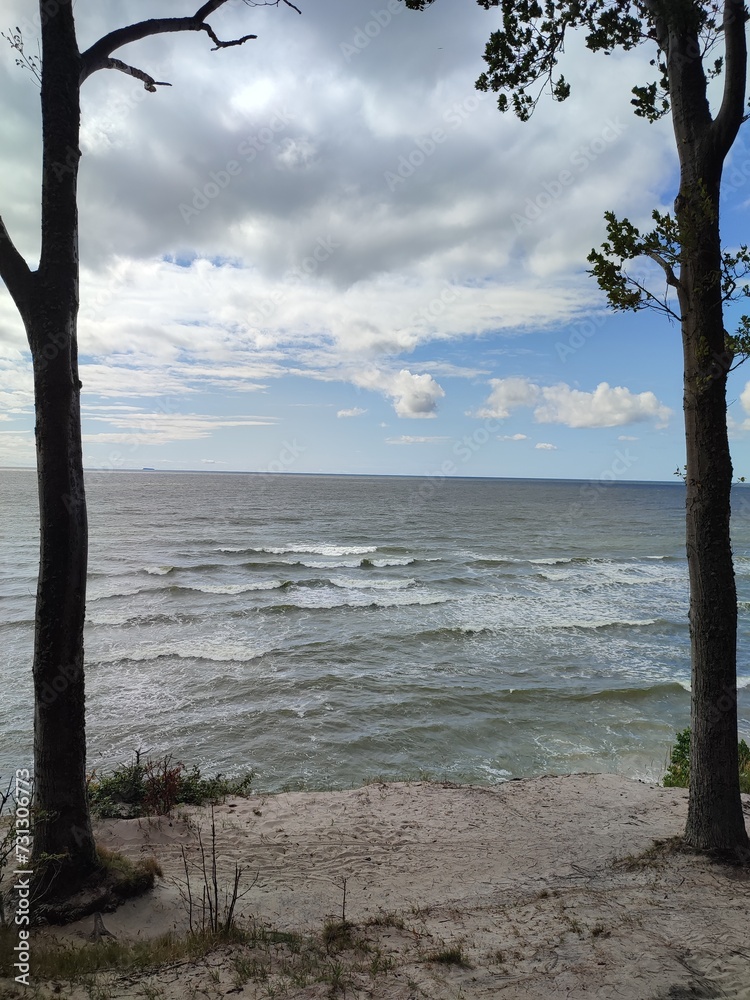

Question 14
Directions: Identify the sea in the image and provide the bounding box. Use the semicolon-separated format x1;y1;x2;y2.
2;470;749;791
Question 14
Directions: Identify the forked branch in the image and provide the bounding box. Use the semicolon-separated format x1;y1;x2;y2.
79;0;301;87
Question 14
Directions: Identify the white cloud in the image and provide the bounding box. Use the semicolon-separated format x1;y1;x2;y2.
386;435;449;445
535;442;557;450
337;407;367;418
478;377;540;419
618;434;638;441
499;433;528;441
741;381;750;414
82;411;277;446
478;378;671;429
354;368;445;418
534;382;672;428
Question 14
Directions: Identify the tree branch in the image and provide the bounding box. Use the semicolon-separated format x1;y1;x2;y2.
713;0;748;157
79;1;261;85
100;58;172;92
0;215;34;314
644;249;682;291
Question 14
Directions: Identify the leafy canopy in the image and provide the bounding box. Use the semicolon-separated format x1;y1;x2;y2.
403;1;726;121
403;1;749;358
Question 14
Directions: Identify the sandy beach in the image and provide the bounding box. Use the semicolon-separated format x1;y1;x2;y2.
3;773;748;999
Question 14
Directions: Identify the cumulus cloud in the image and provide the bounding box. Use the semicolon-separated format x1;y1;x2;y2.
477;377;540;419
535;442;557;450
534;382;671;428
337;407;367;418
499;433;528;441
478;378;671;429
354;368;445;418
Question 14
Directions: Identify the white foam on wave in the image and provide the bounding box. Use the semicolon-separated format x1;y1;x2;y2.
330;577;416;591
529;557;575;566
298;559;362;569
144;566;174;576
291;591;448;610
368;557;415;567
90;640;268;666
264;544;378;557
183;580;285;595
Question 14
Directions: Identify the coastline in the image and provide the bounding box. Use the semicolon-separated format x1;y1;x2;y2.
13;773;750;999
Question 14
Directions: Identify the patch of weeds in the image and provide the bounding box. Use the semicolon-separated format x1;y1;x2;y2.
369;948;395;975
591;923;611;938
663;729;750;793
322;919;355;952
88;750;253;818
232;954;269;986
96;845;162;897
324;959;348;993
426;944;471;967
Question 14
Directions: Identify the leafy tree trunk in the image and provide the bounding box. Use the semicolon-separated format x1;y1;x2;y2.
28;1;97;889
666;9;749;854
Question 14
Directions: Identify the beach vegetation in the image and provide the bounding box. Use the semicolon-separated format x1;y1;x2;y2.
87;751;253;818
404;0;750;856
664;729;750;794
426;943;470;967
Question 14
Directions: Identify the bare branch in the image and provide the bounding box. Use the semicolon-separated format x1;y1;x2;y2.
201;25;258;51
80;1;261;85
0;215;34;314
644;250;682;291
713;0;748;156
100;58;172;92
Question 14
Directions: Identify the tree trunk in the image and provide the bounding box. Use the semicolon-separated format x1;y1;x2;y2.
664;6;749;855
680;190;749;854
28;0;97;894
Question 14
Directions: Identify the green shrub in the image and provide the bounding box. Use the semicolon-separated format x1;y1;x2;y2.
663;729;750;793
88;751;253;818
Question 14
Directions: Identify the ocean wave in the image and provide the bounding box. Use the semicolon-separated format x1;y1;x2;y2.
330;577;416;591
144;565;175;576
89;645;268;667
259;593;450;612
218;543;378;557
177;580;287;596
88;584;153;602
361;557;416;568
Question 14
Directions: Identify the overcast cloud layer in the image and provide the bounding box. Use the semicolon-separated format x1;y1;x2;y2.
1;0;749;479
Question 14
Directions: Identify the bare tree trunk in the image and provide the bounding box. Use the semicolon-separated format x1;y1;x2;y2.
28;0;97;892
651;3;749;855
680;188;748;854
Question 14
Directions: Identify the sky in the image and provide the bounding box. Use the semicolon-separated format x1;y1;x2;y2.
0;0;749;481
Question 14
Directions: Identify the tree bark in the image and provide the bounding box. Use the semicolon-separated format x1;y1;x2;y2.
29;0;97;892
667;3;749;854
